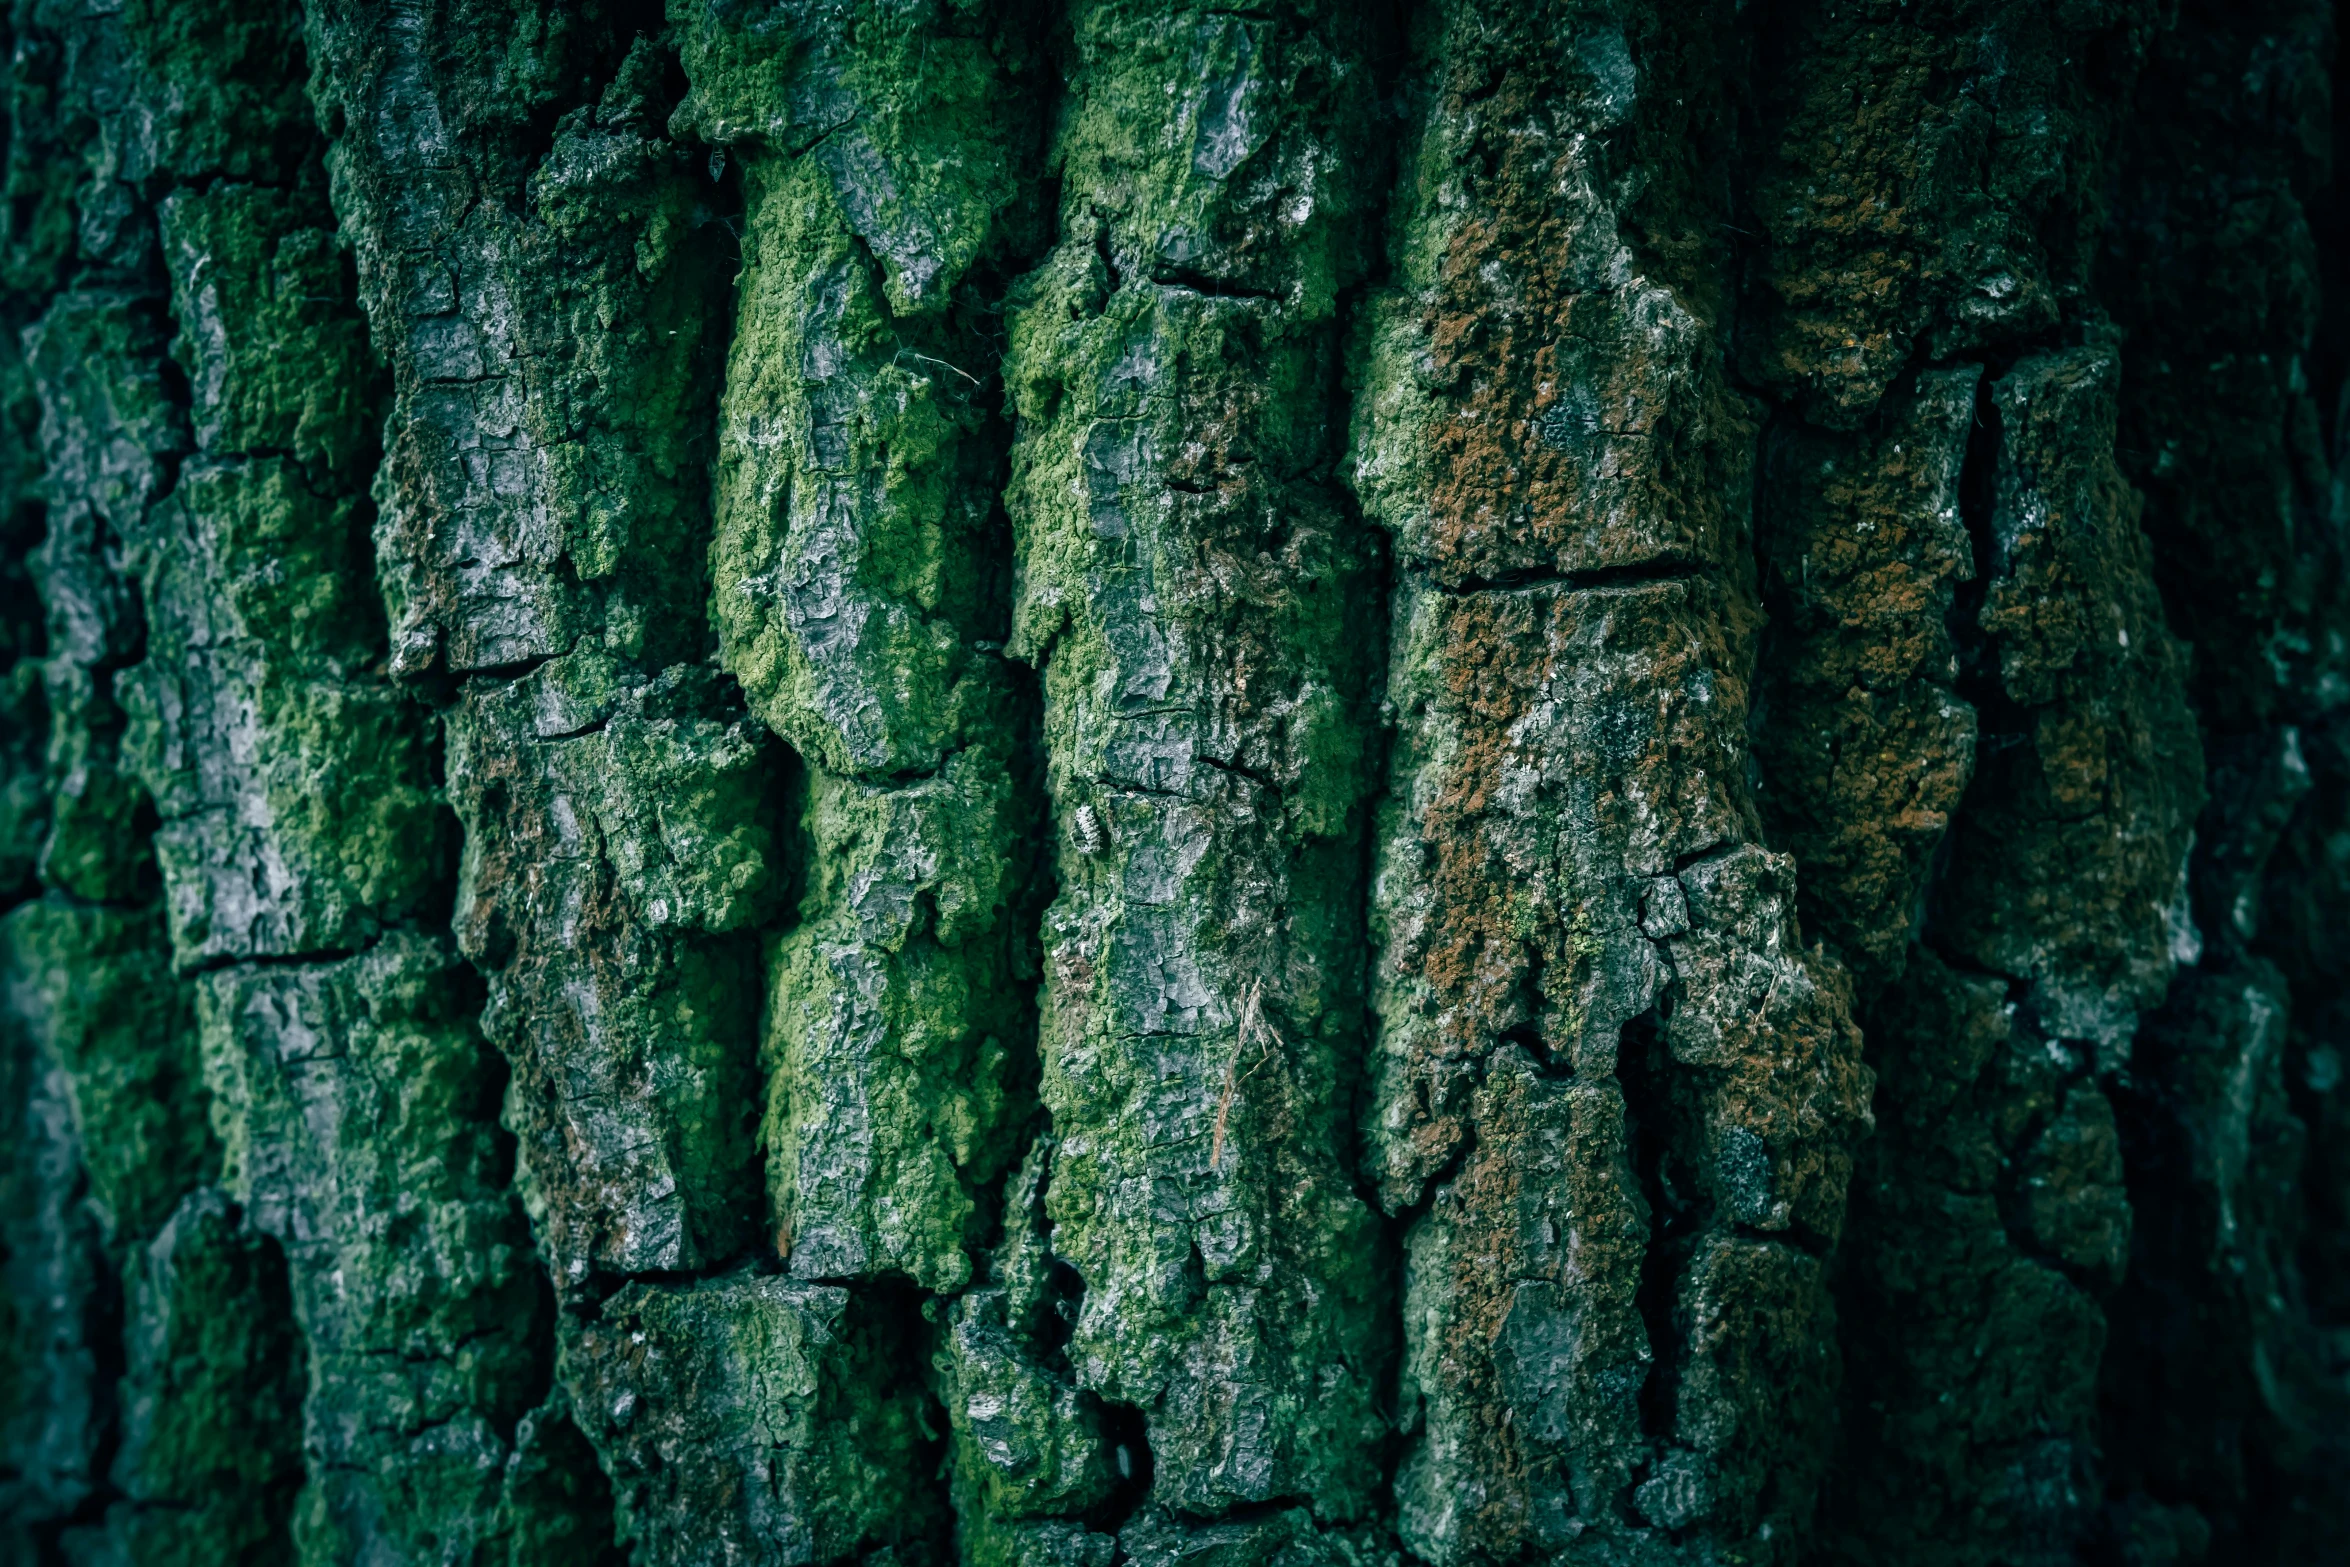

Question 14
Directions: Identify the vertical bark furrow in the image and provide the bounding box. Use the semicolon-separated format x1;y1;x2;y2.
564;1271;945;1567
1938;352;2204;1048
0;13;102;1540
932;1136;1130;1567
675;0;1049;1301
6;3;629;1563
1350;6;1872;1561
3;3;2346;1562
1;3;324;1560
298;6;830;1561
1003;0;1396;1540
529;5;1067;1560
2094;0;2350;1555
201;939;619;1567
1818;350;2199;1564
1750;365;1982;992
1733;5;2211;1562
0;956;107;1559
304;0;781;1286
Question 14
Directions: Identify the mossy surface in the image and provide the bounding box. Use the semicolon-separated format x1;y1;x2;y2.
566;1271;947;1567
681;0;1050;1331
449;660;781;1277
0;3;333;1556
1003;0;1395;1527
1350;7;1870;1561
200;935;595;1564
88;1188;307;1567
0;0;630;1558
764;739;1039;1292
2;900;207;1240
4;2;2347;1563
304;0;784;1346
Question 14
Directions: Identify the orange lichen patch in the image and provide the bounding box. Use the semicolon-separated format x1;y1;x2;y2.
1753;366;1980;985
1382;14;1742;586
1744;6;2153;426
1401;582;1748;1064
1768;684;1974;951
1358;9;1877;1557
1372;575;1757;1212
1741;23;1973;417
1366;572;1765;1225
1412;591;1553;1031
1401;1053;1650;1560
1420;251;1731;583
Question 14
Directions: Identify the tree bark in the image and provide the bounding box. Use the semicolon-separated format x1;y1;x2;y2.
1;2;2344;1564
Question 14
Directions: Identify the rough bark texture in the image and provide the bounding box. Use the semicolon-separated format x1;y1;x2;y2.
1;2;2345;1565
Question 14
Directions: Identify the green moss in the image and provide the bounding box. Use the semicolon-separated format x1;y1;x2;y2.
689;0;1039;777
679;0;1051;1357
160;188;381;478
0;3;339;1559
146;459;378;659
1047;4;1377;320
1;899;208;1241
202;934;584;1565
671;0;1028;317
518;61;732;614
1001;0;1392;1523
120;460;446;964
1;1;2315;1561
112;124;441;971
308;19;733;677
22;289;184;907
934;1147;1117;1554
121;0;316;186
766;728;1038;1292
449;659;782;1278
35;662;153;905
565;1272;947;1566
21;290;185;513
711;153;1002;776
95;1188;305;1567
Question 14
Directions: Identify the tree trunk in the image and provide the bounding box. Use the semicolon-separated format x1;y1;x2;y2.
2;2;2344;1564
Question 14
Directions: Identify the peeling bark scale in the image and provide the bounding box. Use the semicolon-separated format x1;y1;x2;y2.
2;2;2346;1565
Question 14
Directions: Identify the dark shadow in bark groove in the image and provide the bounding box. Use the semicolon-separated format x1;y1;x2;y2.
1087;1397;1157;1535
1944;365;2031;758
1618;1009;1699;1450
23;1206;125;1567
